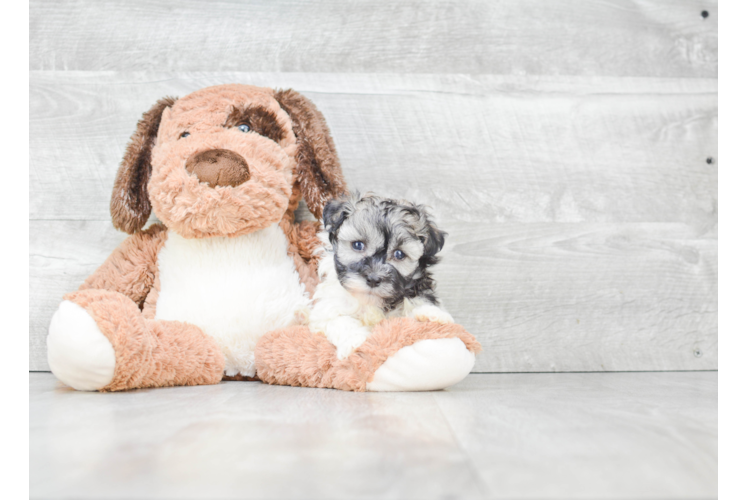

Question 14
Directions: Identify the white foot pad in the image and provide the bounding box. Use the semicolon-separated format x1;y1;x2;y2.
366;337;475;392
47;300;116;391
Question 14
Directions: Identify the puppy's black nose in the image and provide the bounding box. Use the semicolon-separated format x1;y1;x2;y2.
366;275;382;288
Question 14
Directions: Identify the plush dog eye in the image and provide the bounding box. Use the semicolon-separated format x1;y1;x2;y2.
393;249;406;260
352;241;365;251
180;131;190;138
237;123;251;133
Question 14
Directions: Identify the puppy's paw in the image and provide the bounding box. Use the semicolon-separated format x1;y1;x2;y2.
359;304;386;327
320;316;373;360
294;306;311;325
412;304;454;325
335;333;369;360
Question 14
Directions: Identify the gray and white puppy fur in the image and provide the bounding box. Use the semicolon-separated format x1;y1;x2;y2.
307;192;454;359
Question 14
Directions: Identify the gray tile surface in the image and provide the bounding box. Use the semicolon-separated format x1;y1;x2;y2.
30;371;717;499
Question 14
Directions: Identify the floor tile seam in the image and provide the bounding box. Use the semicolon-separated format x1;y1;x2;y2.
431;390;493;500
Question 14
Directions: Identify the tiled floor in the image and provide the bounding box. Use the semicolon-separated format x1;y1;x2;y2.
29;371;716;499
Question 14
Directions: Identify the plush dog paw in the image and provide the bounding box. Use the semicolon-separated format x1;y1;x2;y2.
411;304;455;325
47;300;116;391
366;337;475;391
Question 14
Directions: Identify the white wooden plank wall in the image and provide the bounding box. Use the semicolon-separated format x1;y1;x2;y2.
29;1;718;372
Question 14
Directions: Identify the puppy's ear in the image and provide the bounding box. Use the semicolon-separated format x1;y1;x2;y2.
418;207;447;258
111;96;177;234
322;196;353;244
423;223;447;258
274;89;347;219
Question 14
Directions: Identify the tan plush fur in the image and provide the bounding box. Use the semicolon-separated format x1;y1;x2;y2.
58;84;348;391
280;211;322;296
149;86;297;239
256;318;482;392
141;270;160;320
275;89;347;219
64;289;224;391
79;224;169;308
111;98;177;234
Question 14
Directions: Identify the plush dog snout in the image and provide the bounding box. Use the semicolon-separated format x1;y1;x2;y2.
185;149;250;188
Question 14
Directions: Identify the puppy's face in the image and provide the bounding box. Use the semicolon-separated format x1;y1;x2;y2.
148;85;297;238
323;194;446;308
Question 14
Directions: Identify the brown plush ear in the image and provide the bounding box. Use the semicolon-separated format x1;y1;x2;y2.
274;89;347;219
110;97;177;234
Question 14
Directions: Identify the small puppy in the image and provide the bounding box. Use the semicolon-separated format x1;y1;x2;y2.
308;192;454;359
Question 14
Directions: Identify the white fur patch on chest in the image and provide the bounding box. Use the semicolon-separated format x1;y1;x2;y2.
155;225;310;377
308;247;387;360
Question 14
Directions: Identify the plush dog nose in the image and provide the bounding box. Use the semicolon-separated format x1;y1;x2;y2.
366;275;382;288
185;149;250;188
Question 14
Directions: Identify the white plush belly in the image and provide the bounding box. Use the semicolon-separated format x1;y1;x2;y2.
155;225;310;377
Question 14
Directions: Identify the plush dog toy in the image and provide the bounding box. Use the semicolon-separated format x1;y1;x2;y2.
46;84;480;392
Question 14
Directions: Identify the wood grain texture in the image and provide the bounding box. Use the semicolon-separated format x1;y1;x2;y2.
440;222;716;373
30;0;717;77
30;219;716;372
29;221;128;371
30;71;717;225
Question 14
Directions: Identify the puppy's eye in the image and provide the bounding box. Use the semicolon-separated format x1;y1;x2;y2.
351;241;365;251
180;131;190;138
393;249;406;261
237;123;251;133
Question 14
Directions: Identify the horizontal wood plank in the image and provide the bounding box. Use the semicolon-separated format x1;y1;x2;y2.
30;219;716;372
30;0;717;77
30;221;128;371
440;221;716;372
30;71;717;228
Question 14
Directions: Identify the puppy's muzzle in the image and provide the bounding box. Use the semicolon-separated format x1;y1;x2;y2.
185;149;250;188
365;274;382;288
